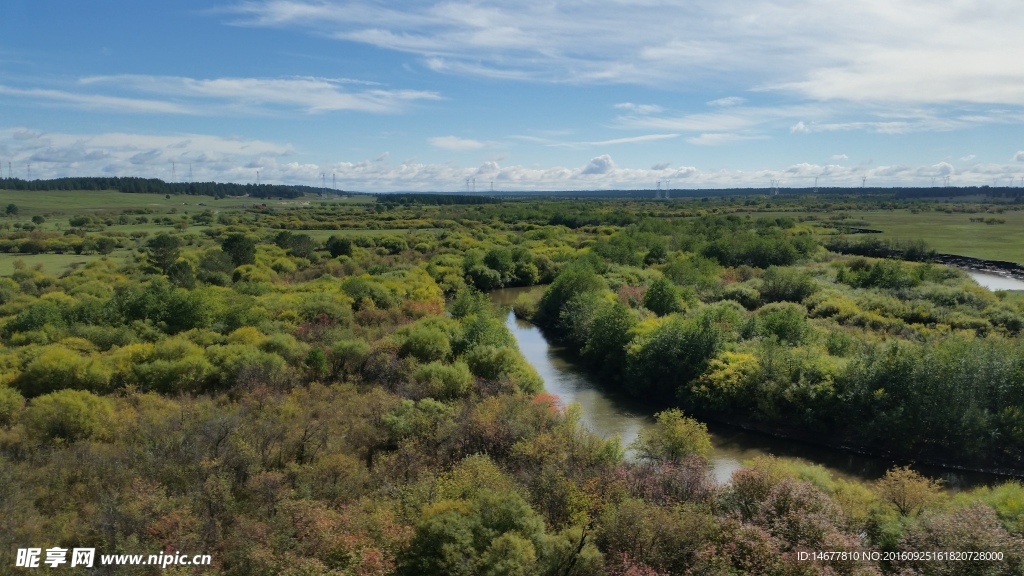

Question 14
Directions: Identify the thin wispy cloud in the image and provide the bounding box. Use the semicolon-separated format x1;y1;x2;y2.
0;76;439;116
429;136;489;150
0;85;193;115
686;133;767;146
547;133;679;149
614;102;664;115
707;97;745;107
81;75;441;114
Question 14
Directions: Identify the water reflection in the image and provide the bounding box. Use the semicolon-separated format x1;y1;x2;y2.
492;286;1012;489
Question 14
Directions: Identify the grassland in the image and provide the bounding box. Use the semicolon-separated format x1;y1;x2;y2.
0;252;129;277
734;207;1024;265
0;189;371;217
0;190;221;215
0;189;387;275
837;209;1024;264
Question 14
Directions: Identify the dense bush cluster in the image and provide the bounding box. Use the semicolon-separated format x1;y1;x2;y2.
528;215;1024;469
0;193;1022;574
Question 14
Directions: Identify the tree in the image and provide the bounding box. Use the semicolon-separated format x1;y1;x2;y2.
399;489;548;576
875;466;944;517
285;233;317;258
31;215;45;225
167;259;197;289
643;277;683;316
581;301;637;376
5;203;17;216
643;244;668;266
93;236;118;255
146;233;181;274
759;266;816;303
632;409;713;463
221;233;257;267
304;348;328;379
325;235;353;258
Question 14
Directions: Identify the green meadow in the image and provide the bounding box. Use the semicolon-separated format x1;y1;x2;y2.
837;209;1024;264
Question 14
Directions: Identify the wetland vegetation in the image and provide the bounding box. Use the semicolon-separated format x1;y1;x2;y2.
1;182;1023;574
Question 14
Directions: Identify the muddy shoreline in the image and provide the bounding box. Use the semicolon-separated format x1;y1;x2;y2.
931;253;1024;281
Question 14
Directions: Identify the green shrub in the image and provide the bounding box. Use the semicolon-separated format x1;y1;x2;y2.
24;389;114;442
415;361;474;399
0;386;25;426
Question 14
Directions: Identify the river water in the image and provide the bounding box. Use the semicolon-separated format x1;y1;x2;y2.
491;287;1013;489
967;270;1024;291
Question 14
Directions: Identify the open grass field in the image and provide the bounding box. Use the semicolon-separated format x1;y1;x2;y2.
0;251;129;277
835;209;1024;264
0;189;373;218
0;190;221;215
732;207;1024;265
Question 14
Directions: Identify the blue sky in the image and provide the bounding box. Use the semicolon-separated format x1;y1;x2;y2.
2;0;1023;192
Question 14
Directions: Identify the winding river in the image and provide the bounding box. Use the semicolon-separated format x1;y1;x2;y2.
491;286;1015;489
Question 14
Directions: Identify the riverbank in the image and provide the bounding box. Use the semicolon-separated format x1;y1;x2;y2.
935;253;1024;283
492;287;1019;489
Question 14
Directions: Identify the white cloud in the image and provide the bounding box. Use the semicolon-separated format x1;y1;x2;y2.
831;154;848;161
960;154;976;162
429;136;488;150
707;97;745;107
686;133;767;146
1015;151;1024;162
623;104;825;134
0;127;293;181
0;76;440;116
0;84;194;115
225;0;1024;108
614;102;663;114
547;133;679;149
83;75;441;114
582;154;615;175
7;127;1024;191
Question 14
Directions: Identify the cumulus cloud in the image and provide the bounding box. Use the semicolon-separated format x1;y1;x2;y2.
429;136;488;150
582;154;615;175
831;154;848;161
1015;151;1024;162
7;127;1024;191
0;127;292;181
